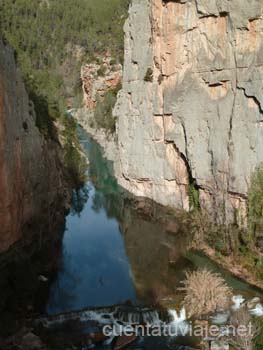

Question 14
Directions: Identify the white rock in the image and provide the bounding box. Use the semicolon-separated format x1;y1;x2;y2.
211;340;229;350
38;275;48;283
111;0;263;223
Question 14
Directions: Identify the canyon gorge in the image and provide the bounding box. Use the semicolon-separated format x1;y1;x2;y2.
2;0;263;349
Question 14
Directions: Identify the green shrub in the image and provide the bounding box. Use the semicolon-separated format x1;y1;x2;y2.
248;164;263;243
188;183;199;212
144;68;153;82
64;144;87;188
254;318;263;350
97;65;107;77
110;58;117;66
158;74;164;84
62;117;88;186
93;83;121;134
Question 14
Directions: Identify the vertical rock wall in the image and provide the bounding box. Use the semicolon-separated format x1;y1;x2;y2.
0;38;69;253
114;0;263;222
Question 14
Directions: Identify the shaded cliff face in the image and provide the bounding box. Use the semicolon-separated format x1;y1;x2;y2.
0;38;69;253
120;199;193;305
114;0;263;223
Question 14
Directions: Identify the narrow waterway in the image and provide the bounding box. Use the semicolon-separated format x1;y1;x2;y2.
47;131;137;314
43;128;263;349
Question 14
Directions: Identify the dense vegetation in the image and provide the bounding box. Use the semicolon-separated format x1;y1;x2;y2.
248;164;263;245
188;164;263;287
91;83;122;134
0;0;129;183
0;0;129;102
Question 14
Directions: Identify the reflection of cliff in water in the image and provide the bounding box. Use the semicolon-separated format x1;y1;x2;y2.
82;131;194;306
81;134;124;222
120;199;194;306
80;132;263;308
0;220;66;337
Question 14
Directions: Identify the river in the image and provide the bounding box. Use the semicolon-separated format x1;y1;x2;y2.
0;128;262;349
40;128;263;349
47;130;137;314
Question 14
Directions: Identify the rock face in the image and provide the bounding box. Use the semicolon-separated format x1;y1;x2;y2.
0;38;69;253
113;0;263;223
81;56;122;110
75;56;122;163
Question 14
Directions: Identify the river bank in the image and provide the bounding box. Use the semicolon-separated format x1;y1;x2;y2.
0;129;263;349
74;107;263;297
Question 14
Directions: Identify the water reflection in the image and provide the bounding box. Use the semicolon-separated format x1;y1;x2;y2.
120;201;193;306
70;186;90;217
47;129;263;316
47;133;137;314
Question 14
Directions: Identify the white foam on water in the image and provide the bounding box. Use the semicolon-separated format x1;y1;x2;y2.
210;311;230;325
232;295;245;310
38;306;163;329
78;310;114;324
167;307;189;337
250;304;263;317
169;307;187;323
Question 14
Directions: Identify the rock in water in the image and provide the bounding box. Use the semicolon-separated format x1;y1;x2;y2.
38;275;48;283
21;333;44;350
247;297;261;309
211;341;229;350
114;335;137;350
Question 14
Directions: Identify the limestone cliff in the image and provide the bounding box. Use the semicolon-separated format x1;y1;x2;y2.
81;56;122;110
114;0;263;223
0;38;69;253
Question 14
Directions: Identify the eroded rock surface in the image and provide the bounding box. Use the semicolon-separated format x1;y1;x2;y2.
81;56;122;110
0;38;69;253
114;0;263;222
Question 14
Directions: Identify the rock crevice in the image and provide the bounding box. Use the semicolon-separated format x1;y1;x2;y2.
113;0;263;222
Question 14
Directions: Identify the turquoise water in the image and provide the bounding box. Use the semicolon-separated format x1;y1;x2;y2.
47;129;263;317
47;132;137;314
43;129;263;350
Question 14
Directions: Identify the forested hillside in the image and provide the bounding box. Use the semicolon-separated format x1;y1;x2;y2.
0;0;129;185
0;0;129;134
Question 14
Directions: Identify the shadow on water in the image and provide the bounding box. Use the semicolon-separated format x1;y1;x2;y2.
47;126;263;311
1;127;263;349
42;128;263;349
46;128;197;314
46;129;137;314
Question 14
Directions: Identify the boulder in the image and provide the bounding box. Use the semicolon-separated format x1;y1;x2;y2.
211;340;229;350
20;333;45;350
247;297;261;309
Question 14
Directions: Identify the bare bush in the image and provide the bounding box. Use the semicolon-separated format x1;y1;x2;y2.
229;307;261;350
180;269;233;317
